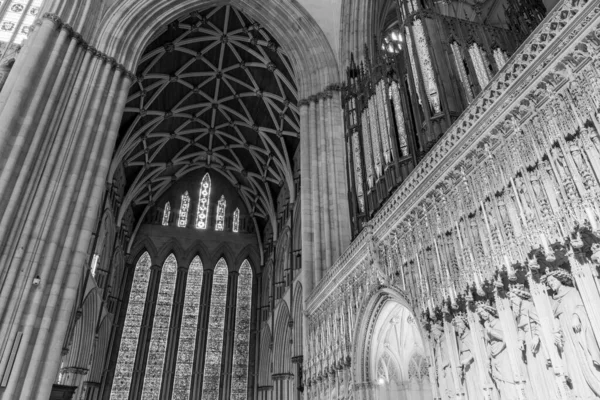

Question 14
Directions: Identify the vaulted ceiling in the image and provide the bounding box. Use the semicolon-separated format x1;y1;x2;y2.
114;5;299;226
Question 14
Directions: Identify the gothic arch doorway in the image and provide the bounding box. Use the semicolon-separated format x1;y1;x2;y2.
353;288;432;400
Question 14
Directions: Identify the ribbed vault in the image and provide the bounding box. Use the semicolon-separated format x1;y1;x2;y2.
112;5;299;227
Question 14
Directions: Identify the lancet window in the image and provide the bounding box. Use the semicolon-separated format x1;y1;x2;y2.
162;202;171;226
141;254;178;399
469;42;491;89
451;42;474;103
233;208;240;233
172;256;203;400
178;192;190;228
230;260;253;399
215;195;226;231
412;19;441;113
0;0;42;47
111;254;255;400
109;252;152;400
90;254;99;278
196;173;211;229
202;258;228;400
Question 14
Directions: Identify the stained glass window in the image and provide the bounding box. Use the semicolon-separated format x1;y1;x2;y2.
412;19;441;113
196;173;211;229
90;254;100;278
493;47;508;70
351;132;365;212
368;104;383;177
0;0;42;44
215;195;226;231
178;192;190;228
404;27;422;106
110;252;152;400
172;256;204;400
389;82;409;156
361;111;374;188
233;208;240;233
450;42;474;103
162;202;171;226
202;259;228;400
376;81;392;164
140;254;178;399
230;260;253;400
469;43;491;89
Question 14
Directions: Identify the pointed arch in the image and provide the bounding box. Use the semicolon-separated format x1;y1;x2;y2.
141;253;178;399
110;252;153;399
202;258;229;400
233;244;261;274
292;283;303;357
196;173;211;229
258;325;272;387
210;242;236;270
173;256;204;399
182;239;212;269
178;191;191;227
127;237;159;264
231;260;253;399
155;240;187;267
273;302;291;374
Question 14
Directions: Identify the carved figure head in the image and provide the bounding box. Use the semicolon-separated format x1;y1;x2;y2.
541;268;573;289
476;301;497;320
452;313;469;334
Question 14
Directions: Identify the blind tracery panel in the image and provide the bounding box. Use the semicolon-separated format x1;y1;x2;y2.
110;252;152;400
231;260;253;400
202;259;228;400
141;254;178;399
172;256;204;400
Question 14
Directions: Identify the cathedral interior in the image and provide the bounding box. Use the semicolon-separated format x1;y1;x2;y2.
3;0;600;399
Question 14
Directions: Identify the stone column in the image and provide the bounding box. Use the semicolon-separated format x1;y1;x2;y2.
0;14;133;400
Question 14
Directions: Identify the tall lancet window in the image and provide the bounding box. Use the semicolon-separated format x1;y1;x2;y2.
469;43;491;89
172;256;204;400
196;173;211;229
215;195;226;231
178;192;190;227
162;202;171;226
0;0;42;45
231;260;253;399
202;258;228;400
141;254;178;399
110;252;152;400
233;208;240;233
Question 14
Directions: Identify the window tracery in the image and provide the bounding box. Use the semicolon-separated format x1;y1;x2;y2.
110;252;152;400
202;258;228;400
404;27;423;106
451;42;474;103
389;82;409;156
196;173;211;229
141;254;178;399
233;208;240;233
412;19;441;113
215;195;226;231
361;111;375;188
178;191;190;228
162;202;171;226
351;132;365;212
0;0;42;45
231;260;252;399
469;42;491;88
172;256;204;400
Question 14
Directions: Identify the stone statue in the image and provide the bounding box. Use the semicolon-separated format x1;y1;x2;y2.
543;269;600;398
508;284;557;400
453;314;484;399
431;323;454;400
477;302;519;399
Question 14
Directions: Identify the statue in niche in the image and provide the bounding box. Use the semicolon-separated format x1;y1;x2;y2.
431;323;454;400
476;302;520;399
453;313;484;399
507;284;557;400
543;269;600;397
